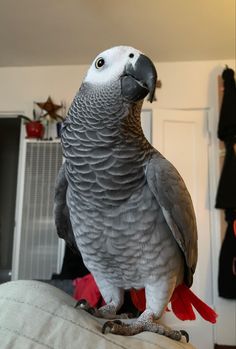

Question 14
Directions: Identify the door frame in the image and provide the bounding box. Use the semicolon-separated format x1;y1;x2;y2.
150;105;235;345
0;111;25;281
208;107;236;346
207;107;222;344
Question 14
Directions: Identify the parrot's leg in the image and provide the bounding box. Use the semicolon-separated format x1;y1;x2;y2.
95;278;135;319
76;280;129;319
102;280;189;342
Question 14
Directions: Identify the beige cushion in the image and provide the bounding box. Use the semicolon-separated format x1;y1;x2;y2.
0;280;196;349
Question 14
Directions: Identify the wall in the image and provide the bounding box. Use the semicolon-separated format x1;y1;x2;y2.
0;65;87;117
0;58;235;345
0;59;234;115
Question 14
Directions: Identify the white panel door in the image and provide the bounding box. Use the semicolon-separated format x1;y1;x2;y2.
152;108;214;349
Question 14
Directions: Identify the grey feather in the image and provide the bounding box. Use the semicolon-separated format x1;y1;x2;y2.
54;163;78;252
146;153;198;286
56;47;198;319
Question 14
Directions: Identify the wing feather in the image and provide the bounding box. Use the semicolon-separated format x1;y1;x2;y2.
146;153;198;286
54;163;78;252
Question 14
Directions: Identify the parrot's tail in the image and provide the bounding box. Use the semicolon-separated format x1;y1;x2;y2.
73;274;217;324
130;284;217;323
170;284;217;323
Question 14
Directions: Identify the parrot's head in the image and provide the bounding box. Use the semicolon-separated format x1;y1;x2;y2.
84;46;157;103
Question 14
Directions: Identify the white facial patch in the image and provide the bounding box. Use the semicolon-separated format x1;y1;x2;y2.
84;46;142;85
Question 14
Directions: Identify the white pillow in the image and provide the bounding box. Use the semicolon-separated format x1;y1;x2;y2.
0;280;195;349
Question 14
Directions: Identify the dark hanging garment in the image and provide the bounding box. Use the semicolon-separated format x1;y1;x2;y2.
218;209;236;299
215;67;236;209
215;139;236;209
216;67;236;298
217;67;236;142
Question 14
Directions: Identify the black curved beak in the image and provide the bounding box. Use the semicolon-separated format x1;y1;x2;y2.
121;54;157;103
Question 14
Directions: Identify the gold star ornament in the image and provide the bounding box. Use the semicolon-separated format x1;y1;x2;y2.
36;96;63;121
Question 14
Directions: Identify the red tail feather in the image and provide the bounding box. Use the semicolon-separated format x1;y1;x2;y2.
131;284;217;323
73;274;217;323
73;274;105;307
171;285;196;320
171;284;217;323
130;288;146;312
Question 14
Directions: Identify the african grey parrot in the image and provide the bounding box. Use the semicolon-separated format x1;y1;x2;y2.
54;46;216;342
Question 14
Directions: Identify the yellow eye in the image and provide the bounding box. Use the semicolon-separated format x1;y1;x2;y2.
95;57;105;69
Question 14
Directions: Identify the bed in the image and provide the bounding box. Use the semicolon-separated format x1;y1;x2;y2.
0;280;196;349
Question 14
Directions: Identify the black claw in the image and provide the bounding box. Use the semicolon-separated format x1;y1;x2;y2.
102;320;129;334
102;321;114;334
74;299;97;316
74;299;89;309
180;330;189;343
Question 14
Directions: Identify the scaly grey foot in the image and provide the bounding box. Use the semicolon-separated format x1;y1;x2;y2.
75;299;133;320
102;318;189;342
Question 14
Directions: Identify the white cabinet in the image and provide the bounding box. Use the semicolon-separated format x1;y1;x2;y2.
12;140;63;280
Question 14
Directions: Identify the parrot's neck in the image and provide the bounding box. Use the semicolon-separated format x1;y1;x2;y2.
62;85;154;208
64;83;150;149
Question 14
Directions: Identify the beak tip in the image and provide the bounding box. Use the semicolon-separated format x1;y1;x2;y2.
147;89;156;103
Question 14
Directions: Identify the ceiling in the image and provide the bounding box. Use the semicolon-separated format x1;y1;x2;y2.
0;0;235;67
